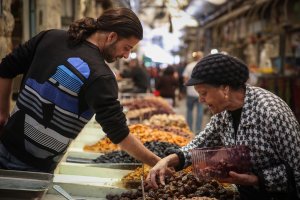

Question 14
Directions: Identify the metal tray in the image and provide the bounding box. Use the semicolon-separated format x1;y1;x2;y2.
0;169;53;200
66;156;142;169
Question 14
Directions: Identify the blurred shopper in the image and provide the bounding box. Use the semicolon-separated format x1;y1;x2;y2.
176;62;187;100
155;66;178;107
0;8;160;173
119;59;150;93
147;53;300;200
183;51;204;133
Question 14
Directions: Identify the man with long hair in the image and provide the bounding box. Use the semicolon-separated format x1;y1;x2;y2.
0;8;160;173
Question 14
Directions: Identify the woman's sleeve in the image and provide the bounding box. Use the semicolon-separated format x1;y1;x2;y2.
0;30;49;78
260;111;300;194
178;115;224;169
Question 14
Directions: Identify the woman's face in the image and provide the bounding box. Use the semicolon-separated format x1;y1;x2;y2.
194;84;229;114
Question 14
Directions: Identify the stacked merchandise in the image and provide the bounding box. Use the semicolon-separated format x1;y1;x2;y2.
143;114;189;129
121;96;175;122
93;141;180;164
78;96;241;199
83;123;192;153
107;168;239;200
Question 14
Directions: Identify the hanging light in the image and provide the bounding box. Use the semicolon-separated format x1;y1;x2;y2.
210;49;219;54
130;52;137;59
205;0;227;5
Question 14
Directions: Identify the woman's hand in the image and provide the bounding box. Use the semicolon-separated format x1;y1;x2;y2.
220;171;259;186
146;157;176;188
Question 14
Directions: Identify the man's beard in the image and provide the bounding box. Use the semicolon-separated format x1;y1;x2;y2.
102;40;118;63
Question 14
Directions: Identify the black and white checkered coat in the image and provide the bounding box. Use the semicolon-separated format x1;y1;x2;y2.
181;85;300;194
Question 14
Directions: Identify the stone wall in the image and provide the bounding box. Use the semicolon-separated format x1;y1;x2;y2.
35;0;102;33
75;0;99;20
0;0;14;59
36;0;62;33
0;0;107;60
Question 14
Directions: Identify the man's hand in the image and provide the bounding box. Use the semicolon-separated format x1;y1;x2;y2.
0;78;13;132
119;134;161;167
0;111;9;128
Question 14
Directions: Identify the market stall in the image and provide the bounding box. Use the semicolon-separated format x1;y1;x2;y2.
32;96;241;200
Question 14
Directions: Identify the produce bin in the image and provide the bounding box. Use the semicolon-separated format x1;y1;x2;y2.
0;169;53;200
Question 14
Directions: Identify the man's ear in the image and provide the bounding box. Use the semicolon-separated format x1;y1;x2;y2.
107;32;118;43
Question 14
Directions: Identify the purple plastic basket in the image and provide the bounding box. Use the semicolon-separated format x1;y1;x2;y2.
191;145;252;181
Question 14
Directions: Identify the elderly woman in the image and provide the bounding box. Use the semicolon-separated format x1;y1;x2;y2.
147;53;300;200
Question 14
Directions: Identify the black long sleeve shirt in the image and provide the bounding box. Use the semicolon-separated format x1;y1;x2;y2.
0;29;129;172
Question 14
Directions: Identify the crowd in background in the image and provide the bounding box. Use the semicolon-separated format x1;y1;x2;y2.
116;52;208;133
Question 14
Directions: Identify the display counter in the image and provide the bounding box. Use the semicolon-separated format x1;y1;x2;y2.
44;194;106;200
43;97;185;200
44;116;137;199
